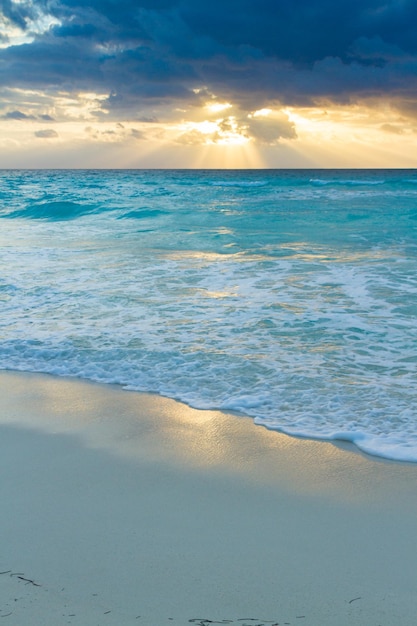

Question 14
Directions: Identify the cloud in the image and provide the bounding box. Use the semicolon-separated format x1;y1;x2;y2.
2;107;56;121
0;0;40;30
175;128;207;145
245;113;297;144
4;109;35;119
174;107;296;146
34;128;59;138
84;123;150;142
130;128;145;139
0;0;417;126
380;123;404;134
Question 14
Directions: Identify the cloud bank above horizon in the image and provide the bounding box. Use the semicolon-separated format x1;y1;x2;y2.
1;0;417;167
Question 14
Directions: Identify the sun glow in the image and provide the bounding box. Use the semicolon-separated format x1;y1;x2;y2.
252;108;272;117
206;102;233;114
1;89;417;167
177;116;250;146
279;103;417;167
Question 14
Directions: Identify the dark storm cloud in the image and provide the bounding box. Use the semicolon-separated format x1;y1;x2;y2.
1;0;417;114
0;0;39;30
179;0;417;63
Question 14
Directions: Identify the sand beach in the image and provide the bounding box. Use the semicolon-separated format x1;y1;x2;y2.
1;370;417;625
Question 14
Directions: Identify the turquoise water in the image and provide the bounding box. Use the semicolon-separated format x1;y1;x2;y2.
1;169;417;461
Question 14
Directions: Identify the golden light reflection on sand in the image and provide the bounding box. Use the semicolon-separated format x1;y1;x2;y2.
1;370;415;505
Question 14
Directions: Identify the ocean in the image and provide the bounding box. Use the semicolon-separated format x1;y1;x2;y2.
1;169;417;461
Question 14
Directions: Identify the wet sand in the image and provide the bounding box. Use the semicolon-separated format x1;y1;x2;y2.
1;371;417;625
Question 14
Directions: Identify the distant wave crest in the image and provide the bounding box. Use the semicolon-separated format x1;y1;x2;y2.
5;201;99;221
309;178;386;186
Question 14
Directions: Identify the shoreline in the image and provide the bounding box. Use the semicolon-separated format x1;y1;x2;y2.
1;368;414;466
1;370;417;625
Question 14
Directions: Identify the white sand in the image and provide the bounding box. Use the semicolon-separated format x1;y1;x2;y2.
1;371;417;625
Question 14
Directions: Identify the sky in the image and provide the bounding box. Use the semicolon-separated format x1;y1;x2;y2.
1;0;417;168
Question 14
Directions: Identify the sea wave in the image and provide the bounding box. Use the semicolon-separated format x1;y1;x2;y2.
309;178;386;186
209;180;268;188
1;168;417;462
5;200;100;221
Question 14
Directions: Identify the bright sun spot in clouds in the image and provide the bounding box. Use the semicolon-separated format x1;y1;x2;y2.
1;83;416;168
252;108;272;117
205;102;233;113
215;118;249;146
178;116;250;146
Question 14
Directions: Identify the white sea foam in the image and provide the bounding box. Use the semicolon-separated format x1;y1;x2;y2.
309;178;386;186
1;169;417;462
209;180;268;187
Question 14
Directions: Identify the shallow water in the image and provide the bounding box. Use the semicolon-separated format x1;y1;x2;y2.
1;169;417;461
